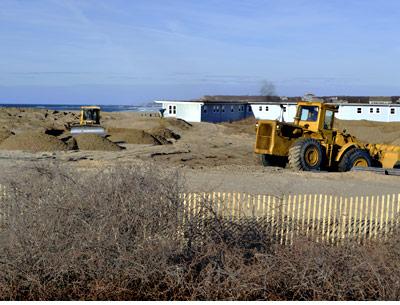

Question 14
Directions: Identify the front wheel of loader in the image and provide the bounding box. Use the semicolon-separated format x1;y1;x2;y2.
288;138;323;171
338;148;372;172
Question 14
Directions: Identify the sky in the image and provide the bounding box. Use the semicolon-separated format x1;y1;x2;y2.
0;0;399;104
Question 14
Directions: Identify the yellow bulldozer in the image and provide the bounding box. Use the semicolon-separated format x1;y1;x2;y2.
70;106;106;136
255;101;400;173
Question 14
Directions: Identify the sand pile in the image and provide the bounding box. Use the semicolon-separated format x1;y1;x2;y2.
391;138;400;146
162;118;192;130
335;119;400;144
0;129;13;144
149;127;180;140
74;134;122;151
0;131;67;152
107;128;161;145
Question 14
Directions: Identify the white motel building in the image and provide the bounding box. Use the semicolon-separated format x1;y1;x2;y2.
155;94;400;123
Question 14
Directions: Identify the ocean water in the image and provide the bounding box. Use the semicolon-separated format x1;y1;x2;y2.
0;104;160;112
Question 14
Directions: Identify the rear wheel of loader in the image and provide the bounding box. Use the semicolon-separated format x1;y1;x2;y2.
288;138;323;171
338;148;372;172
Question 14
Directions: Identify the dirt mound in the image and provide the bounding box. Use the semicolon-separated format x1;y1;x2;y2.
162;118;192;130
107;128;161;145
221;117;257;135
0;129;13;144
391;138;400;146
334;119;400;144
74;134;123;151
0;131;67;152
149;127;180;139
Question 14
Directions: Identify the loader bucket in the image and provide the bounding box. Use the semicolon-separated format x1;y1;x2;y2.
70;126;106;137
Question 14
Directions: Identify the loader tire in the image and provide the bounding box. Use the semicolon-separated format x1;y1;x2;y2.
261;154;287;167
338;148;372;172
288;138;323;171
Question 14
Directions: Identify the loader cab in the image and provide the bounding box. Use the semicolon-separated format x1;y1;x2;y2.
80;106;101;126
294;102;338;132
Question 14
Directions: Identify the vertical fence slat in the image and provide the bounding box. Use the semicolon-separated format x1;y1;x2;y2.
348;197;353;241
341;197;347;244
283;195;291;245
390;194;395;237
331;196;338;244
353;196;358;242
364;196;369;242
306;194;312;238
290;195;297;245
374;195;379;240
316;194;323;242
296;194;302;238
279;196;285;245
358;196;363;244
311;194;317;241
379;195;385;241
397;194;400;230
385;194;390;241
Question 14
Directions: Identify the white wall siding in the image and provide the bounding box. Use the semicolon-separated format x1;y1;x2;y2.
252;103;400;122
337;105;400;122
251;104;297;122
161;102;202;122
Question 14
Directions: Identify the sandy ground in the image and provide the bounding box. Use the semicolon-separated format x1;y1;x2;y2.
0;107;399;196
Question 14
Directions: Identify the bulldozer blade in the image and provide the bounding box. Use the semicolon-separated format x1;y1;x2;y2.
351;166;400;176
70;126;106;136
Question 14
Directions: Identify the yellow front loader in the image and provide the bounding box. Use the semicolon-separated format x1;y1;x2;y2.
254;101;400;173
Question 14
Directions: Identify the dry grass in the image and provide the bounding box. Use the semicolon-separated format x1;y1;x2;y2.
0;164;399;300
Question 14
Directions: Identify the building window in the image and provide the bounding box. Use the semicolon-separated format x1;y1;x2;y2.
248;106;252;112
168;105;172;114
391;108;395;114
216;106;219;112
370;108;373;113
222;106;225;112
259;106;262;111
357;108;362;114
376;108;380;113
265;106;269;111
203;106;207;113
213;106;216;113
173;105;176;114
231;106;234;112
283;106;287;112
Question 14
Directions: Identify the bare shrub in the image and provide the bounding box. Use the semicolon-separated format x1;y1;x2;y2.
0;163;184;300
0;167;400;300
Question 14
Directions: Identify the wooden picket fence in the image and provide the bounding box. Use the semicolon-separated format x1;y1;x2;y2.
1;185;399;245
180;192;400;245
